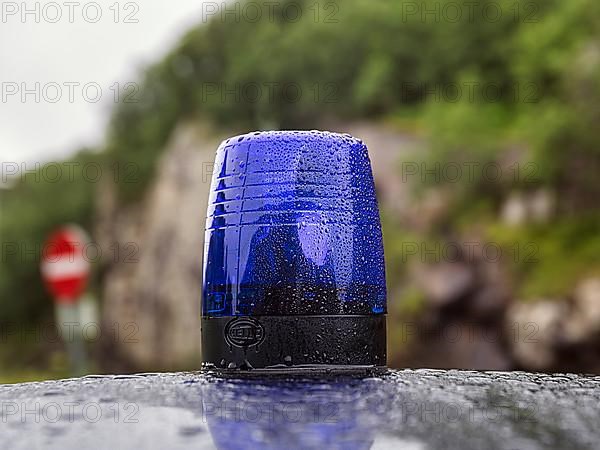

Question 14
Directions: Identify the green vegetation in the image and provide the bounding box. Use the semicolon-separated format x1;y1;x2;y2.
486;216;600;299
108;0;579;201
1;151;101;325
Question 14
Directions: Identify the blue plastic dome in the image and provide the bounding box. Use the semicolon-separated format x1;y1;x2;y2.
202;130;386;317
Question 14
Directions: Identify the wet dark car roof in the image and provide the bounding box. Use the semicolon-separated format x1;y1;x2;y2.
2;369;599;449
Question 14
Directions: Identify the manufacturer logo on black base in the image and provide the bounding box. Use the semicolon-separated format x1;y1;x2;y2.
224;318;265;347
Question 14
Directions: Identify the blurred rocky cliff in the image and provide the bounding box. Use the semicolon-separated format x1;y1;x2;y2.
95;123;218;370
94;120;600;373
93;121;417;370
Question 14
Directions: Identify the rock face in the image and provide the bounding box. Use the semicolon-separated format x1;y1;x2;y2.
414;262;476;307
93;119;593;373
95;121;414;370
96;123;222;369
506;300;567;370
563;278;600;343
501;189;555;225
505;279;600;372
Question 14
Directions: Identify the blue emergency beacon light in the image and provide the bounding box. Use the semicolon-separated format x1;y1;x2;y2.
201;130;386;375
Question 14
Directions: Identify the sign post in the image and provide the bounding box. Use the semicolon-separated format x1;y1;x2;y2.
41;225;91;376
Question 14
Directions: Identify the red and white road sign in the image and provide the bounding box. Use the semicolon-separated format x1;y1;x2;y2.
41;225;91;304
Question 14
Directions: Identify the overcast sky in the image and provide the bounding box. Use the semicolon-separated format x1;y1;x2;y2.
0;1;210;165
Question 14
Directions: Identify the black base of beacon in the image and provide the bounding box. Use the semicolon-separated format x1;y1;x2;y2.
201;315;387;377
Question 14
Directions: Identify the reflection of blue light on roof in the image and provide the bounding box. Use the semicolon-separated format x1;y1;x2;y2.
202;131;386;317
203;378;378;450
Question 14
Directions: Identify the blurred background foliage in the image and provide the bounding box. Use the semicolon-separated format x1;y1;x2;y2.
2;0;600;380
